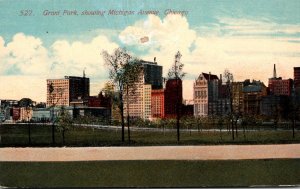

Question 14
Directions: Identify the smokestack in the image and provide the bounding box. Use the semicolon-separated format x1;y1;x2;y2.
83;68;86;78
273;64;277;78
209;72;211;81
154;57;156;63
220;74;222;84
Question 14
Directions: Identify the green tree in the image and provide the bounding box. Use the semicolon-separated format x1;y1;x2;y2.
57;107;73;145
102;48;142;143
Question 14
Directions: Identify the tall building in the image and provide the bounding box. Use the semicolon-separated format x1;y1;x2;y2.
243;80;267;115
151;89;165;119
140;59;163;89
193;72;219;117
294;67;300;94
46;75;89;107
165;78;182;118
123;71;152;120
123;58;163;120
232;82;244;114
268;64;293;96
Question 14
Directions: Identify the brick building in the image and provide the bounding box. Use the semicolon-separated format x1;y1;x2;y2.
165;78;182;118
47;75;89;107
151;89;165;119
268;64;293;96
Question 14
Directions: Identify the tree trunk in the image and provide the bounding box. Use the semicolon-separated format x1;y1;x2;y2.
235;119;238;138
126;87;130;143
28;122;31;145
52;122;55;145
62;130;65;146
51;108;55;145
176;78;180;143
231;116;235;140
119;92;125;142
293;113;296;138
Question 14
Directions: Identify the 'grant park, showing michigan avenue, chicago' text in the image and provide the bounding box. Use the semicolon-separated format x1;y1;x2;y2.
0;0;300;188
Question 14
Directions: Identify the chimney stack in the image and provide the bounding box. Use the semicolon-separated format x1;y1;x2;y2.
273;64;277;78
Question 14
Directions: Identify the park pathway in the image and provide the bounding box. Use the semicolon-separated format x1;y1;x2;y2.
0;144;300;161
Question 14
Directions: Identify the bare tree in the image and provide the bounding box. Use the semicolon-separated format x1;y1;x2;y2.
167;51;186;143
123;61;143;142
223;69;235;140
290;87;300;138
102;48;142;143
48;83;64;145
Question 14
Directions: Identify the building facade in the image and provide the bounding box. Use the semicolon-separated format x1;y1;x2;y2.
268;64;293;96
123;71;152;120
232;82;244;114
294;67;300;95
193;73;219;117
243;80;267;115
165;79;182;118
122;59;163;120
47;76;89;107
151;89;165;119
260;95;289;119
140;59;163;89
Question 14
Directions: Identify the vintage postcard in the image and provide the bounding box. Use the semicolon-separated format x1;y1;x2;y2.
0;0;299;188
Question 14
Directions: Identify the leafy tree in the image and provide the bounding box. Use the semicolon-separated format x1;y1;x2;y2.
35;102;46;108
19;98;34;107
102;48;142;142
167;51;186;142
56;107;73;145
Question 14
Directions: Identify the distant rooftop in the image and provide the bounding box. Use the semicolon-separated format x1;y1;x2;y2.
201;72;219;80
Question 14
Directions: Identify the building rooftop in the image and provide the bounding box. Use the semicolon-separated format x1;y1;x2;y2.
243;85;263;93
201;72;219;80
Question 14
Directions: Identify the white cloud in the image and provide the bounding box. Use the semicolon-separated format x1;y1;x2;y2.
0;33;50;75
216;17;300;36
0;33;119;101
50;35;119;78
1;16;300;102
120;15;300;100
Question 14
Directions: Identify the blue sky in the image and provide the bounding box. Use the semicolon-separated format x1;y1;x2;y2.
0;0;299;101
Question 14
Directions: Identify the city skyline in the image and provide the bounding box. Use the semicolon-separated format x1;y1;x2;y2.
0;0;300;102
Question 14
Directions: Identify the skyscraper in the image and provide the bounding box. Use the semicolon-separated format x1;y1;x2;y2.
123;58;163;120
193;72;219;117
46;75;89;107
294;67;300;94
140;59;163;89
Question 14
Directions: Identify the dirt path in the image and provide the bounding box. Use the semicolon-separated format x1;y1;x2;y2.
0;144;300;161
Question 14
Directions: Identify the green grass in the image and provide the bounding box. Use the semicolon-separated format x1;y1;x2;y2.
0;124;300;146
0;159;299;187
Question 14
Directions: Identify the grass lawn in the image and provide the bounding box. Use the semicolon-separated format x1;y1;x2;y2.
0;159;299;187
0;125;300;147
0;124;300;146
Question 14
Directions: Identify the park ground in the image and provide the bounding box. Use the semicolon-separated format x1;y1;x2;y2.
0;124;300;146
1;124;300;187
